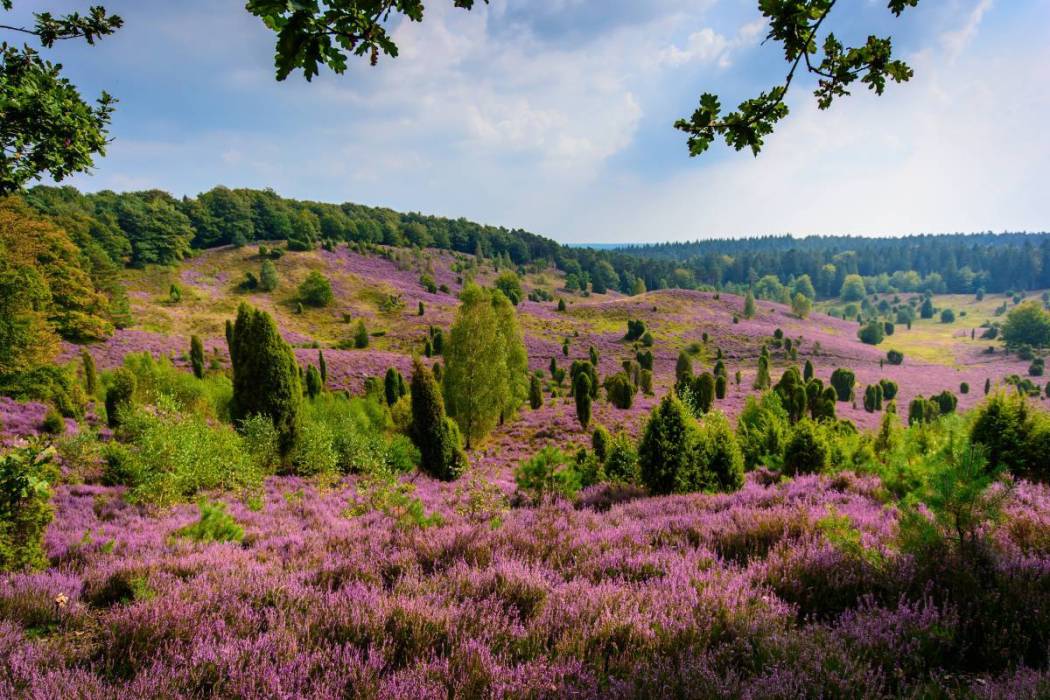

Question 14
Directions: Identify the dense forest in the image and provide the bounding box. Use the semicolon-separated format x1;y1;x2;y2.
15;186;1050;348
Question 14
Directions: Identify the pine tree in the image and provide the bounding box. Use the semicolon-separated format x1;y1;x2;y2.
639;393;696;495
228;303;302;456
384;367;404;407
574;372;592;430
305;364;322;399
410;358;465;481
675;350;693;391
105;368;136;428
354;320;369;348
190;334;205;379
529;374;543;410
81;350;97;397
743;290;756;319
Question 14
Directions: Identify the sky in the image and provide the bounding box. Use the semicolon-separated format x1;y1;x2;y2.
9;0;1050;243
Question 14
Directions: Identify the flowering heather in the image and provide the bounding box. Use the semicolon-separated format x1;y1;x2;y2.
1;472;1048;697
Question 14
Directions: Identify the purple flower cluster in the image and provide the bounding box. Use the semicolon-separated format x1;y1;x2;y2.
2;473;1048;697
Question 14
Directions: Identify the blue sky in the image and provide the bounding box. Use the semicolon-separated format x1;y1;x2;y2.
10;0;1050;242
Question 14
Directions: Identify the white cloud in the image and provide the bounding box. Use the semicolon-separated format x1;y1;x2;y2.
941;0;994;60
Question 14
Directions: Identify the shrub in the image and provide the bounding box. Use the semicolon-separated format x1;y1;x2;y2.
715;373;727;399
110;398;265;506
640;331;654;347
736;393;789;470
636;349;653;371
0;364;86;419
970;393;1035;477
863;384;883;413
693;372;716;414
0;443;55;571
591;424;611;462
604;372;635;410
228;304;303;456
1029;358;1045;377
603;432;640;484
624;319;646;341
289;418;339;477
879;379;899;401
1002;301;1050;348
493;271;522;305
886;349;904;365
908;396;940;426
259;260;278;292
514;447;580;504
528;374;543;410
830;368;856;402
354;320;369;349
803;359;814;382
692;412;745;493
410;359;465;482
190;335;205;379
40;408;65;435
960;382;970;394
639;369;653;395
298;270;334;307
774;367;807;424
857;320;885;345
933;390;957;415
81;350;97;397
419;273;437;294
175;501;244;544
305;364;323;399
557;298;566;312
638;393;696;495
782;419;830;476
105;368;136;428
384;367;406;407
573;372;592;430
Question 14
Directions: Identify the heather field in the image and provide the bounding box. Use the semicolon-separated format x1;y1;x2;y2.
3;244;1050;699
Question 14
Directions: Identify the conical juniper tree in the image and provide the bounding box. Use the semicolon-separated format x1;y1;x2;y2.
228;303;302;456
410;358;465;481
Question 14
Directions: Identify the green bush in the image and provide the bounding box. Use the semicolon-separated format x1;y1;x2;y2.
175;500;244;544
693;412;745;492
591;424;611;462
573;372;592;429
940;308;955;323
603;432;640;484
886;349;904;365
259;260;278;292
112;397;266;507
830;368;856;402
298;270;333;307
354;320;370;349
289;418;339;477
515;446;581;504
0;443;55;571
736;393;789;470
0;364;86;419
528;374;543;410
119;352;231;419
105;368;136;428
782;419;830;476
604;372;636;410
857;320;885;345
639;393;696;495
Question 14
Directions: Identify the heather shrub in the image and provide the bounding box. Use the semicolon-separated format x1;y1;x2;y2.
782;419;830;476
0;443;55;572
514;446;581;504
175;500;244;544
298;270;333;307
638;393;696;495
